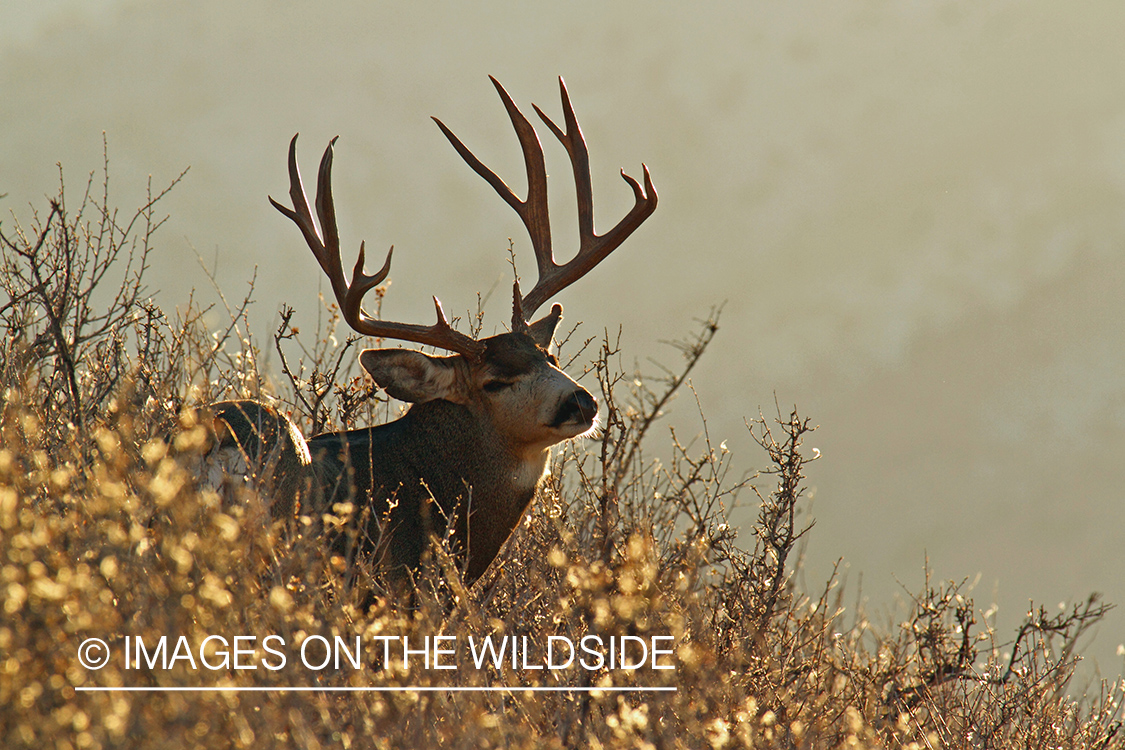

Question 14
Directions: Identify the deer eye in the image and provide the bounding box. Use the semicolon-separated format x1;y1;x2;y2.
483;380;516;393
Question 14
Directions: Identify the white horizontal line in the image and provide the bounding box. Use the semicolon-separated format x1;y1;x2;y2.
76;686;677;693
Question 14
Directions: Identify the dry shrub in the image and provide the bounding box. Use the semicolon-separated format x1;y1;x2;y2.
2;159;1123;748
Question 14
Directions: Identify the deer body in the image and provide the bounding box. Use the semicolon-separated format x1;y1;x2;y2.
306;325;593;581
213;77;655;587
307;397;543;583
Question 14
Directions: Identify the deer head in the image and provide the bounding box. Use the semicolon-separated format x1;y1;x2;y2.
269;77;657;460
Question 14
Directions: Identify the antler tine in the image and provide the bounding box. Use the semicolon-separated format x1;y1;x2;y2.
271;134;485;359
433;76;554;305
511;279;525;331
521;77;658;317
268;135;345;304
434;78;657;324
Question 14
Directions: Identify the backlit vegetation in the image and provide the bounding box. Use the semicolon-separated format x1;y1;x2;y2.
2;159;1124;748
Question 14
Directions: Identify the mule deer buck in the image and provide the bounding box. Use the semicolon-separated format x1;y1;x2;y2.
210;77;656;586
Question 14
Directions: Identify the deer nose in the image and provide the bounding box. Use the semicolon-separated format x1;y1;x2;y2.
554;388;598;427
573;389;597;424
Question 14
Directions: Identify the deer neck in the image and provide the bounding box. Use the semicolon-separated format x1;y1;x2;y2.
402;399;548;501
403;399;549;581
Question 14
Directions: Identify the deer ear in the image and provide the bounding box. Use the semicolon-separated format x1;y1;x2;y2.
359;349;460;404
527;303;563;348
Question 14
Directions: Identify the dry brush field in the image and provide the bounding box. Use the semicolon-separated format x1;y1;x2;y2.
2;161;1123;748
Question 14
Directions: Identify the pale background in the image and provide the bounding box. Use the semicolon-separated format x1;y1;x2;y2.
3;1;1124;677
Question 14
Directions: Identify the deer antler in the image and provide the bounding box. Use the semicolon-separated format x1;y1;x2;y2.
270;135;485;358
433;76;657;324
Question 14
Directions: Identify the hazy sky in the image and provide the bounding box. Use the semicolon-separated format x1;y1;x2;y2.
4;0;1125;675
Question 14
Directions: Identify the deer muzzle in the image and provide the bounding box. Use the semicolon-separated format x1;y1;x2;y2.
552;388;598;428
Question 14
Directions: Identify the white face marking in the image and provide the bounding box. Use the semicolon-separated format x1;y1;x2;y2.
511;453;550;495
